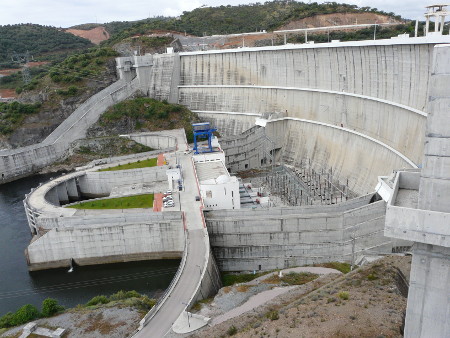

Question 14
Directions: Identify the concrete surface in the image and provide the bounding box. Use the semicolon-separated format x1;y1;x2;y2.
384;44;450;338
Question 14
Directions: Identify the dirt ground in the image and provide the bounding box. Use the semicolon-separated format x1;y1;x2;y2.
192;256;411;338
66;27;110;45
1;306;142;338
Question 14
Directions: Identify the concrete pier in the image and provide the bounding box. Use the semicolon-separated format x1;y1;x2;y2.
384;44;450;337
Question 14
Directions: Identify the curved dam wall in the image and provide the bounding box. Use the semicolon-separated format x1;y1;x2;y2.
205;195;410;272
169;39;449;192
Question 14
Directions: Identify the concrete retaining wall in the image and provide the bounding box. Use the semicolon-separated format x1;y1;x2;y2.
206;199;409;272
0;78;140;184
77;166;167;196
26;219;184;271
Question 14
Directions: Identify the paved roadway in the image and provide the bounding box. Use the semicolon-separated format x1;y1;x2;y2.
136;146;208;337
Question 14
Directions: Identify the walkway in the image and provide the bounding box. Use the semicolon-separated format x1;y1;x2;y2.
136;134;209;337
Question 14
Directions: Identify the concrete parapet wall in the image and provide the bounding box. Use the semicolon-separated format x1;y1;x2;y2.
206;200;405;271
36;211;182;229
26;220;184;270
187;229;222;307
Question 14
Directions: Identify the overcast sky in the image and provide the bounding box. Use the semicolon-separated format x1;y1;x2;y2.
0;0;434;28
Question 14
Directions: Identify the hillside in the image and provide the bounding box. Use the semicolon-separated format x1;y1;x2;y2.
102;1;403;46
0;24;93;69
66;26;110;45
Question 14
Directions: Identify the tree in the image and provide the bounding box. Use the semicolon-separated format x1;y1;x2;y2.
41;298;64;317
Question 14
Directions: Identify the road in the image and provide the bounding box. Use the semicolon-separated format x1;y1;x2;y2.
136;150;207;337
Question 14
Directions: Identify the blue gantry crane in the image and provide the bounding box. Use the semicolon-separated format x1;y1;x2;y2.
192;122;217;154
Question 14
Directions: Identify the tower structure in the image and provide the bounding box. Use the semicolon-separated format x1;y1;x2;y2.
424;4;449;35
384;44;450;337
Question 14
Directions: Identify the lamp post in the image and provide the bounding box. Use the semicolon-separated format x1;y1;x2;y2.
181;302;190;328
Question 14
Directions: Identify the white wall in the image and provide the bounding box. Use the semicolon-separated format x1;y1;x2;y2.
200;176;240;210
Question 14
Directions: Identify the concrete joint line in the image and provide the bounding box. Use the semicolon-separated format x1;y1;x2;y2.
179;85;426;117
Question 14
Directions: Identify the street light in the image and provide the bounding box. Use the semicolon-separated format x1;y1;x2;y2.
181;302;191;328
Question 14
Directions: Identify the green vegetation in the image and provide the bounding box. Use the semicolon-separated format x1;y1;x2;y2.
0;298;64;329
86;295;110;306
98;97;198;143
103;1;403;45
313;262;352;274
41;298;64;317
98;157;157;171
0;101;41;135
47;47;117;85
84;290;156;312
338;291;349;300
280;272;319;285
68;194;154;209
266;310;280;321
222;271;273;286
227;325;238;335
0;24;93;69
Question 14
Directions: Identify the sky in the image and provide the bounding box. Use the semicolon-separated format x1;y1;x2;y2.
0;0;434;28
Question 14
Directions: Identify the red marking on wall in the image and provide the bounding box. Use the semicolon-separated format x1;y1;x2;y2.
153;193;163;212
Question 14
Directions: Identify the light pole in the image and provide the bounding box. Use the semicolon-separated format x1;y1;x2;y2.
181;302;190;328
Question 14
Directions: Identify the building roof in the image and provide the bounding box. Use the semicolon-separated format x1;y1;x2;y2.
195;160;229;183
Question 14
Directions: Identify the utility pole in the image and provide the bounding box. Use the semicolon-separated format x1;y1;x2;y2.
11;51;34;85
351;232;356;271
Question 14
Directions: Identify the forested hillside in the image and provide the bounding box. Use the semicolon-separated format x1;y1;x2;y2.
0;24;93;69
103;1;402;45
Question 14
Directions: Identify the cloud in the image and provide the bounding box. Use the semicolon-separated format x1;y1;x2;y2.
162;0;203;17
0;0;436;27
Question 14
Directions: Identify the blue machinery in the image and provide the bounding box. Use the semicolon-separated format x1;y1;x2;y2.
192;122;217;154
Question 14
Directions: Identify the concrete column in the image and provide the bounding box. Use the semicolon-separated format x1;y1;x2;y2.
403;44;450;338
66;178;80;201
46;187;60;206
57;183;69;204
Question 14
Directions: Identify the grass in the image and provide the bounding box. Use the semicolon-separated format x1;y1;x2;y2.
263;272;319;285
67;194;154;209
313;262;352;274
98;157;157;171
222;271;273;286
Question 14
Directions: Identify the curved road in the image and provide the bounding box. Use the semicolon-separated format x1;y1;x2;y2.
136;134;209;337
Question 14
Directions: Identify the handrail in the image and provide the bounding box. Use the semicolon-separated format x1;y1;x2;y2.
135;214;189;333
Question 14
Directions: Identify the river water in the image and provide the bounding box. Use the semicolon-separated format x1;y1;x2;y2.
0;173;179;316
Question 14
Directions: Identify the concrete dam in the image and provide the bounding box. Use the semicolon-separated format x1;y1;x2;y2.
13;25;450;335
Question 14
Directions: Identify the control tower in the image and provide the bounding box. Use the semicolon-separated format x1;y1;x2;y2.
424;4;449;35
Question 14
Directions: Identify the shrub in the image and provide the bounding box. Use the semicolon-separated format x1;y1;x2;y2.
41;298;64;317
338;291;349;300
11;304;40;326
0;312;14;328
367;273;378;281
266;310;279;320
227;325;238;336
86;295;109;306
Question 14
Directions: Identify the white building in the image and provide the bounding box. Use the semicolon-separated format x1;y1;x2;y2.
193;152;240;210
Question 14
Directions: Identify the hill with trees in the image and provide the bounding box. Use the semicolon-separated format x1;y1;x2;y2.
102;1;403;46
0;24;93;69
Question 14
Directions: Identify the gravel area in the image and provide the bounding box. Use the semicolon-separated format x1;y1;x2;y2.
192;256;410;338
1;306;142;338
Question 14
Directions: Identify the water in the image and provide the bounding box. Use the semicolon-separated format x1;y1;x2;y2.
0;173;179;315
